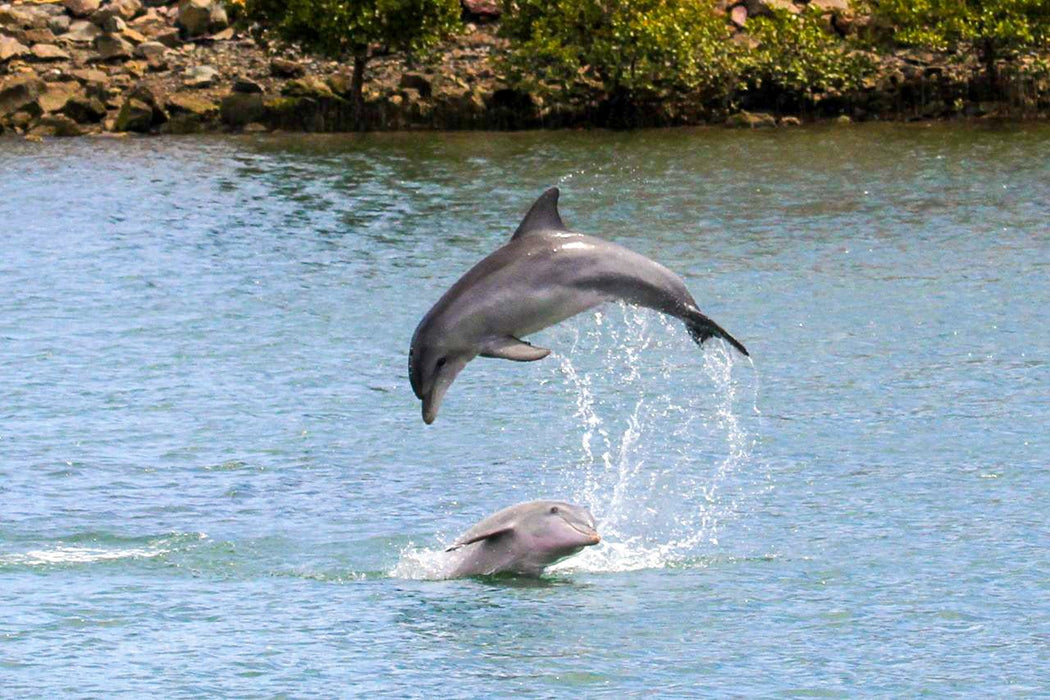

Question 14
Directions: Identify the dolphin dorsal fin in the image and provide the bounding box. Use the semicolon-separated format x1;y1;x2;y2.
445;526;514;552
510;187;567;240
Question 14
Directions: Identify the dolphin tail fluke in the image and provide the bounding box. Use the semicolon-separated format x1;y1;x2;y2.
685;310;750;357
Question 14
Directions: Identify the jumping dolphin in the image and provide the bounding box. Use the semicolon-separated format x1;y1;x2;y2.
409;187;749;424
443;500;600;578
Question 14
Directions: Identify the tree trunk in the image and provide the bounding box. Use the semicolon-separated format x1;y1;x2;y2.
351;48;368;130
981;38;998;100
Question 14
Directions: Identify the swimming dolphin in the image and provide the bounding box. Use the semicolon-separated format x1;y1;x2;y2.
443;500;600;578
409;187;749;424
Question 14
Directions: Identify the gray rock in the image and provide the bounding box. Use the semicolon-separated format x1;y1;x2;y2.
154;28;181;48
63;0;101;18
730;4;747;27
220;92;264;127
182;64;218;88
102;15;127;33
49;14;71;34
30;43;71;62
461;0;500;22
36;81;82;112
0;4;51;30
0;76;45;116
95;33;134;60
742;0;799;16
176;0;227;37
233;77;263;94
270;58;305;78
399;72;432;99
725;110;777;128
115;96;152;131
91;0;142;25
62;20;102;44
166;91;217;116
0;36;30;63
38;112;84;136
134;40;167;60
62;94;107;122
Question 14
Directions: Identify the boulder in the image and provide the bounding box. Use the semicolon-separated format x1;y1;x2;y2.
128;9;168;38
0;76;45;116
742;0;799;16
778;116;802;126
0;36;30;63
282;75;334;98
64;0;101;19
176;0;227;37
154;28;180;48
62;94;107;122
95;33;134;60
220;92;264;127
808;0;851;12
49;14;71;34
70;67;108;84
399;72;432;99
182;64;218;88
102;15;127;33
37;81;82;112
134;40;167;60
233;77;263;94
725;110;777;128
0;5;51;30
730;4;747;27
61;20;102;44
270;57;305;78
461;0;500;22
24;28;57;44
166;91;217;117
30;44;71;62
91;0;143;25
38;113;84;136
114;96;152;131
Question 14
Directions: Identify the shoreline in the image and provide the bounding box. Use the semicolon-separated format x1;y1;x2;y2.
3;0;1049;140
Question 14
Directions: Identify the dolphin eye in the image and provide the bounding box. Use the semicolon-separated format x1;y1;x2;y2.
549;506;559;514
436;357;447;369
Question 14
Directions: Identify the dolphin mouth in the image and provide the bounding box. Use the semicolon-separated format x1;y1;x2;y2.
566;519;601;545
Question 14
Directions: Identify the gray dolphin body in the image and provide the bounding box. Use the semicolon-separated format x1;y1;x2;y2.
443;500;600;578
410;187;749;424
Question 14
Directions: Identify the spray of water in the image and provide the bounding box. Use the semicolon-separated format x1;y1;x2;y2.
392;303;757;578
549;304;755;574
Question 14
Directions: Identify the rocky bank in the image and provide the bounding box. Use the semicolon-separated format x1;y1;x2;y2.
1;0;1047;140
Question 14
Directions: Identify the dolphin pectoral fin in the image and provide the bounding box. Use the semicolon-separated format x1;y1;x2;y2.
685;308;750;357
480;337;551;362
510;187;568;240
445;526;514;552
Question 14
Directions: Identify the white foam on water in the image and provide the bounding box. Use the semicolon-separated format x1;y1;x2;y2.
389;542;453;580
1;533;207;567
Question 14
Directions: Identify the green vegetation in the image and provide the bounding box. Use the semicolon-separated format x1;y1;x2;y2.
499;0;741;111
744;8;874;109
499;0;875;117
863;0;1050;93
243;0;460;119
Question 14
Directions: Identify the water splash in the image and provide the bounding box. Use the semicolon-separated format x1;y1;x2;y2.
392;303;758;580
549;304;756;574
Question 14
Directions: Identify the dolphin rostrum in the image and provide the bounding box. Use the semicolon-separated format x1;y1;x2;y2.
443;500;600;578
409;187;749;424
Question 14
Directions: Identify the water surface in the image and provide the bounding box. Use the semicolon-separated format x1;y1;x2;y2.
1;124;1048;695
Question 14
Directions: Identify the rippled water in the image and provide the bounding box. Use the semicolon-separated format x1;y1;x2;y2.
2;125;1048;695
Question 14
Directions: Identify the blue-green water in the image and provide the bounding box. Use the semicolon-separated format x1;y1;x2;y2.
1;125;1048;695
